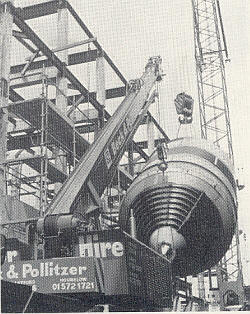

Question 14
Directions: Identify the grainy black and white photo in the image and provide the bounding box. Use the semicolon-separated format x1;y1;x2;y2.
0;0;249;312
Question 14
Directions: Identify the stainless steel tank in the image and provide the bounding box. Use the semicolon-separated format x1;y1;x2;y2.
119;138;237;277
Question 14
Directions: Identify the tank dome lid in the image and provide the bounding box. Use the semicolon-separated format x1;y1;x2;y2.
167;137;234;173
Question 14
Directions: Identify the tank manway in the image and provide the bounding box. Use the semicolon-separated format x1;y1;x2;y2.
119;138;237;277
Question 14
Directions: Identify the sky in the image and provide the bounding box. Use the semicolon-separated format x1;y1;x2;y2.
12;0;250;285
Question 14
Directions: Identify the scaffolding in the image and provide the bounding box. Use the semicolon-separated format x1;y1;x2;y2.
0;0;170;257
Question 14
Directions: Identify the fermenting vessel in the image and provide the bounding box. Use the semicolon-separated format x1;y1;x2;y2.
119;137;237;277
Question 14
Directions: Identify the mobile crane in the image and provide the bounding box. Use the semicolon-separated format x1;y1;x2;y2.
2;56;172;312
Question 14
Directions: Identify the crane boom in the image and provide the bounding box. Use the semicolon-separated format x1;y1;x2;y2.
46;57;163;217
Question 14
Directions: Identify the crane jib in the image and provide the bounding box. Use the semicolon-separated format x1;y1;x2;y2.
104;115;132;169
46;57;162;216
91;91;157;199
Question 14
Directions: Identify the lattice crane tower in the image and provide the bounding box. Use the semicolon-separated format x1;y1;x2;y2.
192;0;245;310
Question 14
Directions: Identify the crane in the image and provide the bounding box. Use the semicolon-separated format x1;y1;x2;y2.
192;0;245;310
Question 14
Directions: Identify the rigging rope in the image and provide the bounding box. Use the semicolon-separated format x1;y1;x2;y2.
156;81;162;141
87;44;91;142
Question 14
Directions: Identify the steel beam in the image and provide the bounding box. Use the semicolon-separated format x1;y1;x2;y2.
9;2;148;161
10;50;98;75
9;87;24;102
52;37;96;53
16;0;61;20
53;2;69;194
0;0;14;199
12;30;27;39
74;124;95;134
10;66;124;99
9;89;123;119
11;71;57;90
7;116;149;148
5;87;21;125
95;52;105;132
7;133;41;151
